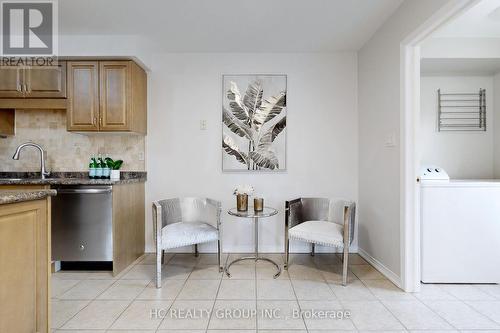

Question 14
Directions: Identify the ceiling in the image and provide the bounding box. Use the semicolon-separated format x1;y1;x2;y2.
433;0;500;38
421;58;500;76
58;0;403;52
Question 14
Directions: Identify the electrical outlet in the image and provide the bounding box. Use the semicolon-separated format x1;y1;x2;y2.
200;120;207;130
138;152;145;161
384;132;397;147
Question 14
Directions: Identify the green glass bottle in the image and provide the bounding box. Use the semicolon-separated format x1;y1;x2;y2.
88;156;96;179
95;154;103;179
102;155;110;179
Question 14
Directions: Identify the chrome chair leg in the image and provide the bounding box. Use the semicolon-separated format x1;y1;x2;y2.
310;243;315;256
342;205;350;286
156;249;162;288
194;244;199;257
218;240;223;272
284;238;290;270
161;250;165;264
342;245;349;286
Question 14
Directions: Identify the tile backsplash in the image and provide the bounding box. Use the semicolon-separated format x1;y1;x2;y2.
0;110;145;172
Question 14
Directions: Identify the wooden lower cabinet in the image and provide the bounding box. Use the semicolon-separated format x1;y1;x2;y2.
112;182;145;275
0;199;50;333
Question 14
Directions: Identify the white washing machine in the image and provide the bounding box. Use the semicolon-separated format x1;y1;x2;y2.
420;167;500;283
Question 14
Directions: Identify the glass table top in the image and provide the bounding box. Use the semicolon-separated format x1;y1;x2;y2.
228;207;278;218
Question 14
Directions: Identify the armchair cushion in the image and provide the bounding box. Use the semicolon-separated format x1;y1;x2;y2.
161;221;218;250
289;220;345;247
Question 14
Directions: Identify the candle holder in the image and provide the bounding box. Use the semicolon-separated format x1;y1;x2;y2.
254;198;264;212
236;194;248;212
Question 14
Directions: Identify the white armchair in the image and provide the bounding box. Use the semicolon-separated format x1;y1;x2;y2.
152;197;222;288
284;198;356;286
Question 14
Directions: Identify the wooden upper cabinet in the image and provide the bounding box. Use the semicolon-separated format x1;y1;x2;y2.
0;67;23;98
25;62;67;98
99;61;130;131
0;63;66;98
67;60;146;134
67;61;99;131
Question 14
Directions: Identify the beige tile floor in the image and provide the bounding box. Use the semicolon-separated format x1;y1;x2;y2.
51;253;500;332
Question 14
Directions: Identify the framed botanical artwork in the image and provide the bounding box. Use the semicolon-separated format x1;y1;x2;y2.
222;74;287;171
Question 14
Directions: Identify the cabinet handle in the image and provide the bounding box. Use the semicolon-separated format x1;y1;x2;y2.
16;69;22;92
93;117;96;125
99;117;103;126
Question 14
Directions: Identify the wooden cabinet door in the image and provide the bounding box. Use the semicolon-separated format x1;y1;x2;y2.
67;61;99;131
0;200;49;333
25;62;67;98
0;66;23;98
99;61;130;131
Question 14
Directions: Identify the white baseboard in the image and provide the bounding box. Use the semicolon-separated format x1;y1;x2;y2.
358;247;402;288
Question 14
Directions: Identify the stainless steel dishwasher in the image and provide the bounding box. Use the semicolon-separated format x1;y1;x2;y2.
52;185;113;269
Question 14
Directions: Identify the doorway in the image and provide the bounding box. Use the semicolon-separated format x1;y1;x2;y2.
400;0;491;292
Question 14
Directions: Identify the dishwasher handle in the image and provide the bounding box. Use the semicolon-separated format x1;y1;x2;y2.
56;188;112;194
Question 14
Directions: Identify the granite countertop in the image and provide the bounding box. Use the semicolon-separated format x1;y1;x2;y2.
0;171;147;185
0;189;57;205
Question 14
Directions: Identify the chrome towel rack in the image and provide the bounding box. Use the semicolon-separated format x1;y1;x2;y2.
438;89;486;132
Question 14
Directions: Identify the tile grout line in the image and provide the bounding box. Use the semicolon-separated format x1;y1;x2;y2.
55;276;123;329
313;253;360;332
457;298;500;328
57;275;147;329
432;283;500;330
155;252;201;332
411;286;462;331
203;253;228;332
56;278;85;300
289;259;310;333
336;264;400;332
323;264;360;332
203;274;221;331
355;275;411;332
465;300;500;327
105;263;156;331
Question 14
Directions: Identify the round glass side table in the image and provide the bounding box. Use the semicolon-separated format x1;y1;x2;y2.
225;207;281;278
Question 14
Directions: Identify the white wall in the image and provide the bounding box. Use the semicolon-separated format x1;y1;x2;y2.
59;35;152;68
495;72;500;177
422;37;500;59
358;0;451;283
420;76;495;179
145;52;358;253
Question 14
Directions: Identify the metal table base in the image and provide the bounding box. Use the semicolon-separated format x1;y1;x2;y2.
225;214;281;279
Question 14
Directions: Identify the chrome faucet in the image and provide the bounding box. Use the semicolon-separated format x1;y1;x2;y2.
12;142;50;179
